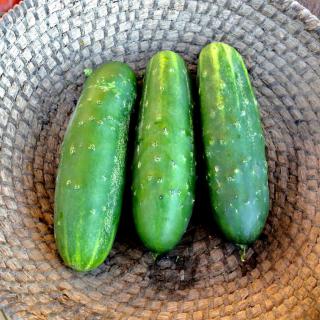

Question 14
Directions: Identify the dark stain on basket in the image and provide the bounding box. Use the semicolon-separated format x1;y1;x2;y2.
148;255;200;291
147;227;200;291
144;224;270;295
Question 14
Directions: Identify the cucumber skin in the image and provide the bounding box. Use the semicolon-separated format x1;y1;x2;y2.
54;62;136;271
198;42;269;245
132;51;195;254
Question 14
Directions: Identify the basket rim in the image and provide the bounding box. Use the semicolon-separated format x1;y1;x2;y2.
0;0;320;40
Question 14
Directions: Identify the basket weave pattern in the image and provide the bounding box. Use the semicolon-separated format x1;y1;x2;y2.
0;0;320;319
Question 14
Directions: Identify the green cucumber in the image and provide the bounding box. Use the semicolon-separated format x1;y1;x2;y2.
197;42;269;245
132;51;195;254
54;62;136;271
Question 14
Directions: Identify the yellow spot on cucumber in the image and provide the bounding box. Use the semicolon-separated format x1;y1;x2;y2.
210;111;216;119
88;144;96;151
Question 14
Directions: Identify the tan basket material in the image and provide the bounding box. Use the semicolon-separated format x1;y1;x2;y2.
0;0;319;319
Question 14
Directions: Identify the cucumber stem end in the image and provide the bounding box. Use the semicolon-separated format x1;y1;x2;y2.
151;252;160;261
84;68;93;77
238;244;248;262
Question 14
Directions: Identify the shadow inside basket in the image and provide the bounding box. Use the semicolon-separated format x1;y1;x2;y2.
34;70;277;296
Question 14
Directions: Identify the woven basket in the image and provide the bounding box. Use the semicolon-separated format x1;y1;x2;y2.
0;0;320;319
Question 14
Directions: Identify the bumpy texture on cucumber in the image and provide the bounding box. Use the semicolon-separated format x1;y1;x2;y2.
132;51;195;254
198;42;269;245
54;62;136;271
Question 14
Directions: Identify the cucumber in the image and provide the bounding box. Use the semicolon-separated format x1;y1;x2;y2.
54;62;136;271
197;42;269;246
132;51;195;254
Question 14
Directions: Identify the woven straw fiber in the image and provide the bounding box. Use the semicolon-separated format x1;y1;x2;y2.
0;0;320;319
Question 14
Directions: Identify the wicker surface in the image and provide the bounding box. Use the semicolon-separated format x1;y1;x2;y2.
298;0;320;16
0;0;320;319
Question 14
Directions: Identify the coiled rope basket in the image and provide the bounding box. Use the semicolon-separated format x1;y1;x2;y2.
0;0;320;319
